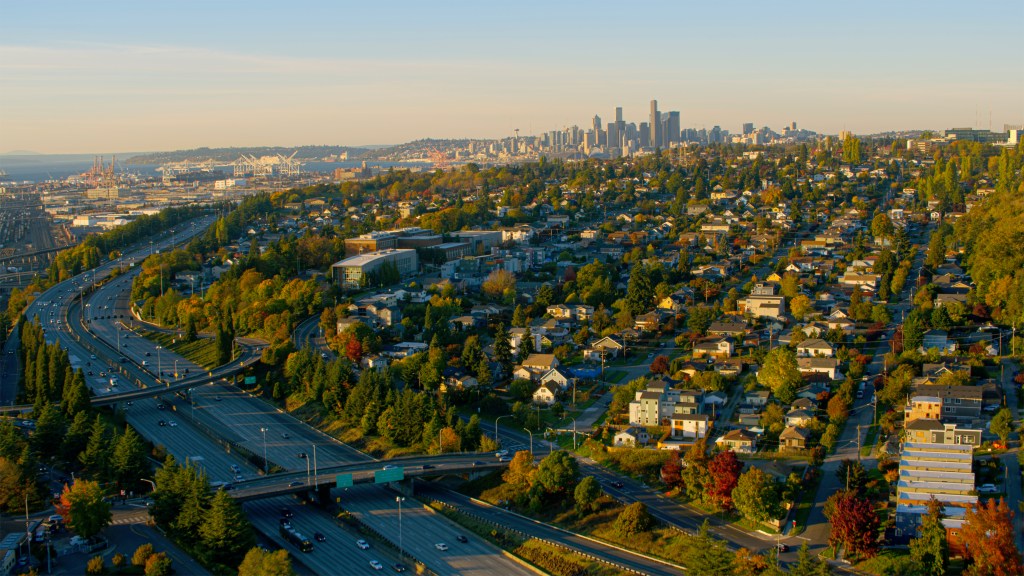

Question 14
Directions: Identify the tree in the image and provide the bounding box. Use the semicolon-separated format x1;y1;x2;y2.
757;347;802;404
56;480;112;539
110;426;149;493
791;294;812;320
681;520;735;575
534;450;579;498
909;497;948;576
660;453;682;487
732;467;784;524
959;498;1022;576
687;305;715;335
512;305;528;328
871;213;895;242
649;355;669;374
482;269;516;300
625;264;654;316
144;552;173;576
681;436;710;502
502;450;536;490
707;449;743;511
493;323;512;375
518;325;535;362
238;548;295;576
574;476;603;513
132;543;154;567
823;490;880;560
614;501;653;536
836;460;868;494
788;543;828;576
878;363;916;407
198;490;255;566
990;408;1013;446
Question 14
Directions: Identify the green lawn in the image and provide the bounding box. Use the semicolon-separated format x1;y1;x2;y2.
604;370;627;383
141;330;223;370
861;424;879;458
791;472;823;536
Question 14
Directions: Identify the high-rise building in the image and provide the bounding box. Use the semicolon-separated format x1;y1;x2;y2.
615;107;623;124
639;122;650;148
666;111;680;145
650;100;661;148
742;122;754;136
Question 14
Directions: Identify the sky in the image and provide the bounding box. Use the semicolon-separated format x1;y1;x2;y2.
2;0;1022;154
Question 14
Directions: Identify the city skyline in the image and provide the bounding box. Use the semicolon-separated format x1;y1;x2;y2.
2;0;1022;154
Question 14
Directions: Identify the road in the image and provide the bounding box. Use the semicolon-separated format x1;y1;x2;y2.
997;358;1023;550
801;222;933;559
341;484;537;576
418;484;685;576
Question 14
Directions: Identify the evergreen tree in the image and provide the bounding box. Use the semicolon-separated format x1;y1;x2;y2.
110;426;149;493
493;323;512;375
909;497;947;576
512;305;528;328
625;263;654;316
198;490;255;567
519;325;535;362
79;416;111;481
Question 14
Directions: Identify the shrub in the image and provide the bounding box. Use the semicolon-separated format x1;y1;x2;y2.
86;555;105;575
111;553;125;569
132;543;155;567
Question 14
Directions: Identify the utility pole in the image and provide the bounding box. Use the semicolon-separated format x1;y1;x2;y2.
856;424;862;461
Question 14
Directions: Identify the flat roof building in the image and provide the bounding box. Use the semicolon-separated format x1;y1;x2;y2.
331;249;418;290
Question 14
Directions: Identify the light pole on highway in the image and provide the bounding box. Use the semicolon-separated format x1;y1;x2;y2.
396;496;405;562
304;451;310;486
523;428;533;456
570;417;578;450
313;444;318;486
155;346;163;383
260;427;269;474
495;414;513;447
188;388;195;424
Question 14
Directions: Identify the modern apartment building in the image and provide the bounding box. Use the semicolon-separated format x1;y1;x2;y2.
331;249;418;289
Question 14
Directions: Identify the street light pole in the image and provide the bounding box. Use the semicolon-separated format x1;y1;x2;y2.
260;427;269;474
313;444;318;485
396;496;405;562
495;414;513;447
570;418;578;450
523;428;533;456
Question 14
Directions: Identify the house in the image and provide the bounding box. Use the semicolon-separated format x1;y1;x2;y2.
590;336;625;358
657;292;690;313
797;357;840;380
707;320;748;337
738;295;787;319
779;426;811;451
614;427;650;447
532;383;559;406
785;408;815;427
521;354;560;372
717;429;757;454
796;338;834;358
628;385;681;427
921;330;957;354
703;391;729;412
539;367;572;390
791;397;817;412
634;311;664;332
670;414;710;440
904;419;982;446
692;337;734;360
744;390;770;408
547;304;573;319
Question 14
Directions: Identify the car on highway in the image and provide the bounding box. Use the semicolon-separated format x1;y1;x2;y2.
495;450;508;458
369;560;383;571
392;563;407;573
297;452;307;459
776;543;789;552
421;464;435;469
230;464;241;473
168;421;177;427
434;543;448;551
288;481;303;487
472;461;485;466
355;539;370;550
280;507;293;519
158;420;166;427
608;480;624;489
313;532;326;543
382;465;397;470
455;535;468;543
281;433;290;439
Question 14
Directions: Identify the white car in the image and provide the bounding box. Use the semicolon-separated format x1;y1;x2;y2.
168;421;178;427
977;484;998;493
369;560;383;570
434;543;448;551
356;539;370;550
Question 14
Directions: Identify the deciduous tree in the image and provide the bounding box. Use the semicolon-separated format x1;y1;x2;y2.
614;502;653;536
56;480;112;539
823;490;879;560
959;498;1022;576
574;476;603;513
757;347;802;404
707;449;743;511
732;467;784;524
238;548;294;576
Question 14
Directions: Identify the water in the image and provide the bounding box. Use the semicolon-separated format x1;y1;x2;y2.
0;154;431;184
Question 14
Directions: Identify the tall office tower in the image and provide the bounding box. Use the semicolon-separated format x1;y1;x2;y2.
650;100;661;148
667;111;680;144
639;122;650;148
607;122;619;150
593;115;602;140
615;107;623;123
791;121;798;131
742;122;754;136
711;125;722;144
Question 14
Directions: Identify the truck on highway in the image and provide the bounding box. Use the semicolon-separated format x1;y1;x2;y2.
280;524;313;553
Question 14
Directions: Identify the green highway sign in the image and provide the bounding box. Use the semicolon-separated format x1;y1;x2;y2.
335;473;353;488
374;468;404;484
244;376;256;385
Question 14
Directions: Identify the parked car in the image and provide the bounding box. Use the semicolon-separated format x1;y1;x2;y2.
978;484;998;493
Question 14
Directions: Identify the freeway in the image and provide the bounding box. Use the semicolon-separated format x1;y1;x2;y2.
293;315;335;360
341;484;537;576
418;484;686;576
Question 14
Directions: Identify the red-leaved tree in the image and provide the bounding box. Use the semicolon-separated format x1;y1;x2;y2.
650;355;670;374
706;449;743;511
823;490;880;560
959;498;1022;576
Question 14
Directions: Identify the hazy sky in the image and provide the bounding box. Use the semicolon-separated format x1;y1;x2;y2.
3;0;1022;154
